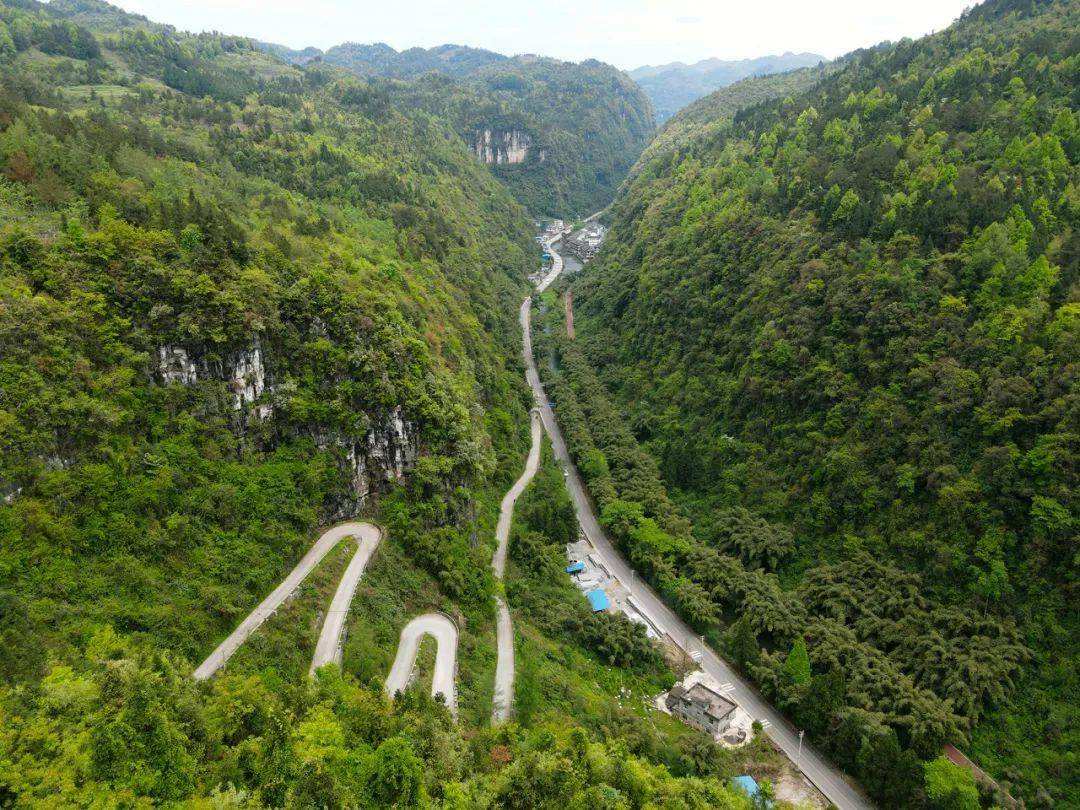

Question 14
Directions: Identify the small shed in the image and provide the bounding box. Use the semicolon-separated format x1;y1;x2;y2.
731;775;760;799
566;561;585;575
586;589;610;612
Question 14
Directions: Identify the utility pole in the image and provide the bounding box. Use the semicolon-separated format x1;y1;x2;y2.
798;729;804;768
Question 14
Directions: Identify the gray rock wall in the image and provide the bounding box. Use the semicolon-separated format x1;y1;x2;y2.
315;405;419;519
155;340;418;517
473;128;541;165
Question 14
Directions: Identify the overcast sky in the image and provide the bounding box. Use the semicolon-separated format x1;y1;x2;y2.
110;0;977;69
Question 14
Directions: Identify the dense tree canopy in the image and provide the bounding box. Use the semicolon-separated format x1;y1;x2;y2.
0;0;542;682
0;2;753;805
549;0;1078;804
258;38;656;217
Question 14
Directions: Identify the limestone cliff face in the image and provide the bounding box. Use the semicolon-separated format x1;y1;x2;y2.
154;340;419;516
157;340;272;426
473;128;542;165
314;406;419;519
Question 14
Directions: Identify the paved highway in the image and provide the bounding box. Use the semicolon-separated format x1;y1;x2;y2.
194;521;379;681
523;239;873;810
310;523;383;675
385;613;458;716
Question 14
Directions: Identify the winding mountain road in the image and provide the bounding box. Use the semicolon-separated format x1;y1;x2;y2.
491;409;543;723
191;225;872;807
384;613;458;716
194;521;380;681
310;523;383;675
527;238;873;810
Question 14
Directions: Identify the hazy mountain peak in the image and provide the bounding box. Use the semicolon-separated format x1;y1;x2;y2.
629;51;826;122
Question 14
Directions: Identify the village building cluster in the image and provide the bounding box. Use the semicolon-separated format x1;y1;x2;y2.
561;222;606;261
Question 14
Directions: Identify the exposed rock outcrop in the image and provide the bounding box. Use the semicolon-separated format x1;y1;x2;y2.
228;341;272;420
155;339;418;518
155;339;273;425
316;406;419;518
157;346;199;386
473;129;540;165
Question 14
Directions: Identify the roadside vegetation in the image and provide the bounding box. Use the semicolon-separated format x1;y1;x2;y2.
226;535;359;684
537;282;1025;808
340;492;502;727
507;438;818;803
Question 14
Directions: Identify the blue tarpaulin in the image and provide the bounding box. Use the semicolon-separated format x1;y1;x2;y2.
731;775;760;799
586;589;610;612
566;561;585;574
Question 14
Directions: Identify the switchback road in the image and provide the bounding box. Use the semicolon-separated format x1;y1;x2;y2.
194;522;380;681
310;523;383;675
385;613;458;716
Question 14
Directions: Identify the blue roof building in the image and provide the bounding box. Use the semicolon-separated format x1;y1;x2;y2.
586;589;610;612
566;561;585;574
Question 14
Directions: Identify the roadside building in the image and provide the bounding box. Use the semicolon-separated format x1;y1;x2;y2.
665;681;737;735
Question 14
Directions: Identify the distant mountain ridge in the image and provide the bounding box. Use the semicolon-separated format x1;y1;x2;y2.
259;40;510;78
256;40;655;216
629;51;825;122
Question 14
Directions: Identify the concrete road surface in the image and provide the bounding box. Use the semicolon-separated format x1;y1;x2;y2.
310;523;383;675
492;410;542;579
490;409;543;722
492;596;515;723
385;613;458;717
523;244;873;810
536;239;563;292
194;522;379;680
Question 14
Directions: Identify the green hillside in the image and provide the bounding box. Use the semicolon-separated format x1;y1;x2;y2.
322;42;507;79
636;61;843;172
0;1;752;805
258;40;656;217
0;0;536;672
564;0;1078;805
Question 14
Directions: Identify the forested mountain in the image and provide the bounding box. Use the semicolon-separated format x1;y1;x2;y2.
0;1;754;805
560;0;1078;805
257;39;656;216
629;52;825;123
448;56;655;218
257;40;323;66
635;60;842;178
0;0;532;725
262;41;509;78
326;42;507;79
